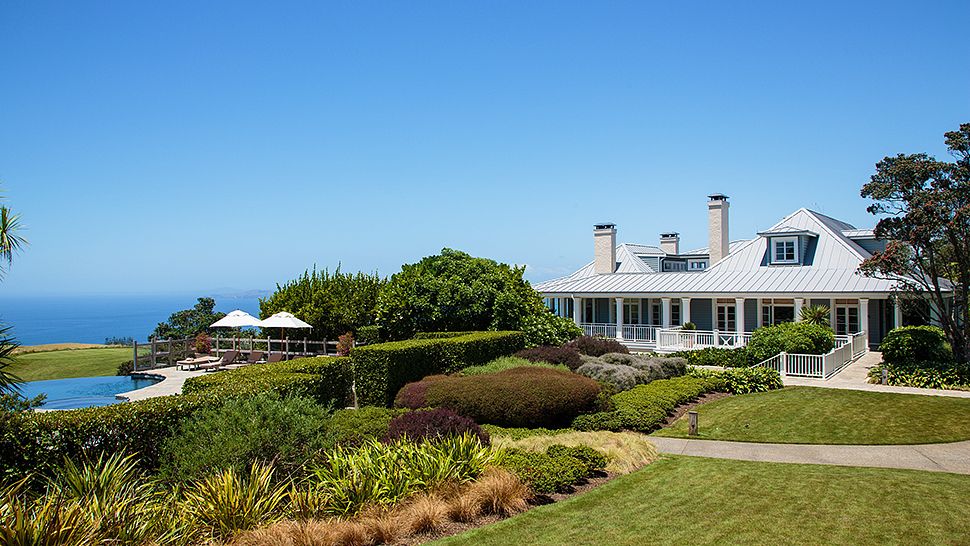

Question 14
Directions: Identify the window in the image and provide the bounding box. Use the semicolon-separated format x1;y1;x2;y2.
584;299;594;323
689;260;708;270
835;299;860;335
717;304;736;332
663;260;687;272
761;298;795;326
772;237;798;264
651;302;661;325
623;301;640;325
671;300;681;326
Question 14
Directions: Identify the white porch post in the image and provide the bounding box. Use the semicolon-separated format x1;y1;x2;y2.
615;297;624;340
735;298;745;337
681;297;691;325
755;298;762;328
894;298;904;329
572;297;581;325
661;298;672;329
859;298;869;335
794;298;805;321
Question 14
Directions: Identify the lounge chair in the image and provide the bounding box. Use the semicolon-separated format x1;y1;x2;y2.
265;352;285;364
225;351;266;370
198;350;238;371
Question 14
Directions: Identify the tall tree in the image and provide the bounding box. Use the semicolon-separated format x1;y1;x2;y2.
152;297;227;339
859;122;970;366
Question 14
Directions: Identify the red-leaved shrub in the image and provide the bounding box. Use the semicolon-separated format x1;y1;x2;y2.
394;368;600;428
385;408;489;445
514;345;583;371
567;336;630;357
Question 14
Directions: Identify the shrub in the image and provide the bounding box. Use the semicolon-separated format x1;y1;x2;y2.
546;444;607;475
880;326;954;370
412;331;479;339
687;366;784;394
181;356;353;406
495;445;598;494
356;325;381;345
492;430;658;475
867;363;967;390
351;331;527;407
573;376;724;433
181;462;290;540
567;336;630;356
670;347;754;368
386;408;490;445
324;406;404;448
336;332;354;356
460;356;567;376
480;425;573;440
195;332;212;354
747;322;835;363
159;393;330;483
395;367;600;428
519;312;583;347
576;362;648;392
514;345;584;371
394;374;449;409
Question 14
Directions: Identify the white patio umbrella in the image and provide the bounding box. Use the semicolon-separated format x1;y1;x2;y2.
259;312;312;356
210;310;262;328
210;310;262;352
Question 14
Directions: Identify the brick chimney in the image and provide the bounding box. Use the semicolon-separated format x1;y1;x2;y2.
660;232;680;255
593;223;617;274
708;194;730;264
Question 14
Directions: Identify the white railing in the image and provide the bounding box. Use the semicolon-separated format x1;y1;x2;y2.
581;323;617;339
752;331;869;379
622;325;659;343
656;327;752;351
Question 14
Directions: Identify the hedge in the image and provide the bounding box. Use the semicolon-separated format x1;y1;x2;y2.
0;357;353;479
879;325;954;370
412;331;480;340
395;367;601;428
351;331;527;406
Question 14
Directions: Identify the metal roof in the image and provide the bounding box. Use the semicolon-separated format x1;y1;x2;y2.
535;208;911;296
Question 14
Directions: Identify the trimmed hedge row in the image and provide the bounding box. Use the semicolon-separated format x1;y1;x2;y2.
395;367;601;428
351;331;527;406
572;376;725;433
0;357;353;478
412;331;479;340
496;444;607;494
182;357;353;406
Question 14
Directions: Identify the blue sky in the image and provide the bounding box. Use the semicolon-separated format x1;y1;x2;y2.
1;0;967;296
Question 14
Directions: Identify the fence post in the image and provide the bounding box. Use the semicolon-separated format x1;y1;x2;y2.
150;337;157;368
688;411;699;436
132;340;138;373
881;368;888;385
168;339;174;368
304;337;308;356
779;352;787;377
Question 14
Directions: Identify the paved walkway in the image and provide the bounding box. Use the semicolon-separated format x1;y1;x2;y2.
782;351;970;398
117;367;206;401
649;436;970;474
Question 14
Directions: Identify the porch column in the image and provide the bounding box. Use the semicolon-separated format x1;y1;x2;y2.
572;297;581;324
859;298;869;334
681;297;691;325
661;298;672;328
894;298;904;329
794;298;804;321
615;297;624;340
735;298;745;336
755;298;762;328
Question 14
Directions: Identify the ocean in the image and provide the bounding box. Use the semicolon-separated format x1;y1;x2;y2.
0;294;264;346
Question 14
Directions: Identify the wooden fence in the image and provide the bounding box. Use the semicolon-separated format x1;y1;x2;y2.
131;336;342;371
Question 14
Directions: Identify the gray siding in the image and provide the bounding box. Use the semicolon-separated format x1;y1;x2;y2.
691;299;713;330
810;298;829;309
857;239;886;255
744;299;758;331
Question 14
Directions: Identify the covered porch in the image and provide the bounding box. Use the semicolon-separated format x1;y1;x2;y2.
545;293;900;354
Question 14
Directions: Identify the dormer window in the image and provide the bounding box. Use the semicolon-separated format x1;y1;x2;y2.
772;237;798;264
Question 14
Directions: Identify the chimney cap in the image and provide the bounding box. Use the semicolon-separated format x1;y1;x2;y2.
593;223;616;230
708;193;729;201
660;232;680;238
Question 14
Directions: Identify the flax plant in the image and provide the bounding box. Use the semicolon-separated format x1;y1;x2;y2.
180;462;289;541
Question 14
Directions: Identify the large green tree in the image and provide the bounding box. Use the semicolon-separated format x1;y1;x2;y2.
259;266;385;341
859;122;970;366
151;297;226;340
375;248;581;345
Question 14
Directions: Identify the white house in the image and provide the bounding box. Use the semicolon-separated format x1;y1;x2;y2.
535;194;910;357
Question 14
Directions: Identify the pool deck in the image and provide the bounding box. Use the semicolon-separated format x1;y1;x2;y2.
117;367;206;401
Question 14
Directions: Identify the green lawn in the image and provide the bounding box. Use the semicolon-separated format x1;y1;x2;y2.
436;456;970;545
653;386;970;444
8;347;137;381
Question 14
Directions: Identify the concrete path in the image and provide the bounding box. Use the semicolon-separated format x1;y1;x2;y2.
649;436;970;474
782;351;970;399
117;367;206;401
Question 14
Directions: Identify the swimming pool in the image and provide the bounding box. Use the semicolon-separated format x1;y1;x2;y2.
17;375;163;410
